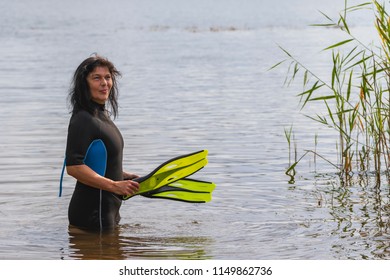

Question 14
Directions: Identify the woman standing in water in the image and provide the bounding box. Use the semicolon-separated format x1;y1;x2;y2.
65;54;139;231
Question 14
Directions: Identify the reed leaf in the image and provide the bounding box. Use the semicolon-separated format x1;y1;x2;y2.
304;114;329;126
344;53;373;71
323;39;354;51
303;70;309;87
268;59;287;71
346;2;372;11
341;45;359;65
284;125;293;145
338;14;351;34
317;10;334;22
297;81;325;109
310;23;337;27
309;95;336;101
325;100;336;127
346;70;353;101
279;45;293;58
285;161;298;176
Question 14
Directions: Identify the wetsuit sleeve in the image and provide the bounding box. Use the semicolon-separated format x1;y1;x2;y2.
65;112;96;166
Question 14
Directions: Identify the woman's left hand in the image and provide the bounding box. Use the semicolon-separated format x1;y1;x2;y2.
123;172;140;180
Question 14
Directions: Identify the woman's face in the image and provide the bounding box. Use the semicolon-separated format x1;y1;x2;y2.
87;66;113;104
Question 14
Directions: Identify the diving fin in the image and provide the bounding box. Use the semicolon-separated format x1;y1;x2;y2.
82;143;211;199
164;178;216;193
141;179;216;203
123;150;209;200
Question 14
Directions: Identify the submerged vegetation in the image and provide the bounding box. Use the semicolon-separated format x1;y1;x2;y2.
274;0;390;183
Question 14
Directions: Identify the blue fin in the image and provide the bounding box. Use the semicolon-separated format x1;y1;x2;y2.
59;139;107;197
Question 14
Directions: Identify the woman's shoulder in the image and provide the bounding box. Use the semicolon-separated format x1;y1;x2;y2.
69;109;95;125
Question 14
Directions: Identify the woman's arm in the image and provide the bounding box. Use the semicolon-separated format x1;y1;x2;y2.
67;165;139;196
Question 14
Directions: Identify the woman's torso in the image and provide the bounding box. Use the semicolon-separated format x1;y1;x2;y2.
66;105;124;230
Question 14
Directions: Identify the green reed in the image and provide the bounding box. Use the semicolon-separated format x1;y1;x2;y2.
274;1;390;180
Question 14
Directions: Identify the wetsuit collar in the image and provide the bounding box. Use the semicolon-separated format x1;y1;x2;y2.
91;100;106;111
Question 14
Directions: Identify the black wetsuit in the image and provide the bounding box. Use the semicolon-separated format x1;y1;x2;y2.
66;102;124;230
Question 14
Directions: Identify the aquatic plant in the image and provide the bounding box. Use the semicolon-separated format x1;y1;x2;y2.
273;1;390;181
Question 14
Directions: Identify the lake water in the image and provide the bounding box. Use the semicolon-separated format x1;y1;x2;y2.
1;0;389;260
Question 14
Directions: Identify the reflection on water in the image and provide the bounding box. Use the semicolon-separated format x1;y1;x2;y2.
293;172;390;259
68;225;212;260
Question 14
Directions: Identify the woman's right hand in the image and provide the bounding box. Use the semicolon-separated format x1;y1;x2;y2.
67;164;140;196
113;180;140;196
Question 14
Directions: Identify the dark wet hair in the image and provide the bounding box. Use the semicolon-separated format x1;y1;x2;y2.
68;54;121;118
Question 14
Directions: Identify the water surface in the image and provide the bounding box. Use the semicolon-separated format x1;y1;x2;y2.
1;0;388;260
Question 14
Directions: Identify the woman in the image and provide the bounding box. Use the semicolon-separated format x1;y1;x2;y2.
65;55;139;231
